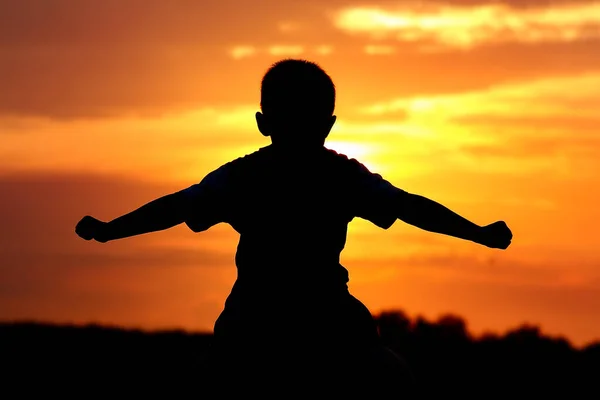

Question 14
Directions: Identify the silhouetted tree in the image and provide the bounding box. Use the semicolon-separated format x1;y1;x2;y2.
2;310;598;398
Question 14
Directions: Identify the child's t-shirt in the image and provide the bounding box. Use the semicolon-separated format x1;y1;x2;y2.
181;145;406;336
182;144;403;280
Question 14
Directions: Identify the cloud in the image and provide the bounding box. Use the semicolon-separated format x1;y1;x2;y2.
422;0;583;8
359;72;600;122
329;71;600;180
0;105;265;181
230;46;257;59
2;0;600;118
333;1;600;50
0;0;338;118
353;72;600;173
364;45;396;55
268;45;305;56
315;45;334;55
419;0;580;10
228;44;335;59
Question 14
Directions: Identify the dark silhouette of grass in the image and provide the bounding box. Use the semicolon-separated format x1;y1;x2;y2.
2;310;598;397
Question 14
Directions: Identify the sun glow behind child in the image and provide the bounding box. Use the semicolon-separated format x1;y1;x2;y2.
325;140;384;174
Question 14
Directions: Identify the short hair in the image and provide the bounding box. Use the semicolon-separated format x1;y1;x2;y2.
260;59;336;118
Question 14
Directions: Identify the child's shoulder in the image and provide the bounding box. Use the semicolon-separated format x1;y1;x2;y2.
208;146;273;181
322;147;370;173
218;145;368;177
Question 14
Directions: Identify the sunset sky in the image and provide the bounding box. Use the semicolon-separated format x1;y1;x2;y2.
1;0;599;347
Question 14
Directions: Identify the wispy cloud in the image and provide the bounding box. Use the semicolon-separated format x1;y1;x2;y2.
315;45;334;55
229;45;314;59
333;2;600;50
267;45;305;56
0;106;263;181
338;72;600;179
364;45;396;55
230;46;257;59
359;72;600;122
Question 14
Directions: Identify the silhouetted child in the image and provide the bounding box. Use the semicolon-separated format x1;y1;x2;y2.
76;59;512;396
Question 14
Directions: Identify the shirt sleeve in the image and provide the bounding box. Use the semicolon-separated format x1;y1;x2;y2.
180;164;232;233
349;159;407;230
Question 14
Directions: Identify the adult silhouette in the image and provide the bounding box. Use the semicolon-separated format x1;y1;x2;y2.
76;59;512;397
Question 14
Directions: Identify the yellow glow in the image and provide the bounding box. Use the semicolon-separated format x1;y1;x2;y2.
334;3;600;49
360;73;600;126
326;140;384;173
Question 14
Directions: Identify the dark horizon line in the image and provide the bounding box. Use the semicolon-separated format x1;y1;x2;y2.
3;309;599;351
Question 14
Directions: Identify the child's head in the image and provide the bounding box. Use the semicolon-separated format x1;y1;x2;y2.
256;59;337;149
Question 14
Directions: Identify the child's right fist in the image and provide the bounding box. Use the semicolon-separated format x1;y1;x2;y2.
75;215;107;242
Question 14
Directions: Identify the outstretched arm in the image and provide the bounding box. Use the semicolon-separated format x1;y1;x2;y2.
396;191;512;249
76;191;191;243
76;166;231;243
351;157;512;249
398;193;479;241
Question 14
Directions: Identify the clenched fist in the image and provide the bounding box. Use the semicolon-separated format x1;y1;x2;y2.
477;221;512;249
75;215;108;243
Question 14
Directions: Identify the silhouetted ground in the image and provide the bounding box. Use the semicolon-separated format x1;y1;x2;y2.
2;310;598;398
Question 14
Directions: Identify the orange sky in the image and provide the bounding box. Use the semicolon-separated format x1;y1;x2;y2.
1;0;600;347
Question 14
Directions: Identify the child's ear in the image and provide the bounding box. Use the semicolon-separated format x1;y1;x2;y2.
256;112;270;137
